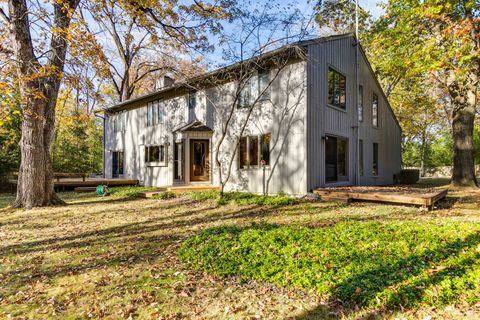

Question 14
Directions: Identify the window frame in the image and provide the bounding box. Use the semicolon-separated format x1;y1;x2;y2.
145;144;168;167
113;111;126;133
327;66;347;111
372;92;379;128
188;92;196;110
257;69;270;102
359;139;364;176
372;142;379;176
239;133;271;170
358;85;364;122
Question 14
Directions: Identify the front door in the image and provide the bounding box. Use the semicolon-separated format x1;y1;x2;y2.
112;151;124;178
190;139;209;181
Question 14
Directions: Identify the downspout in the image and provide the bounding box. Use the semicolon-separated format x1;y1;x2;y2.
355;0;360;186
94;111;106;178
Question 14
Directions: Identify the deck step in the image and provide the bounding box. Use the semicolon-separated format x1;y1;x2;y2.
74;187;97;193
139;189;168;198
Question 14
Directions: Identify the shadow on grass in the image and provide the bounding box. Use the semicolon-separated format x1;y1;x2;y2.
293;231;480;319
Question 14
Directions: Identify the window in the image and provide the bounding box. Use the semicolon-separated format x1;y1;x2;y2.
174;142;184;180
114;112;126;132
258;69;270;101
358;85;364;122
372;143;379;176
145;145;166;165
325;136;348;182
359;139;364;176
372;93;378;127
147;100;166;127
238;69;270;107
239;134;271;169
158;100;166;124
328;67;346;109
239;137;248;169
188;92;196;109
112;151;124;177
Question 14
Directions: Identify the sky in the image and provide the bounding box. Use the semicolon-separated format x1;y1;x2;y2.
201;0;386;69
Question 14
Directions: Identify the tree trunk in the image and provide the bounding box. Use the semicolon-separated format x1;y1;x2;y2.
9;0;79;208
449;76;478;187
420;130;427;177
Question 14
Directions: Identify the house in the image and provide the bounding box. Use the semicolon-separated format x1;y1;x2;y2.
104;33;402;195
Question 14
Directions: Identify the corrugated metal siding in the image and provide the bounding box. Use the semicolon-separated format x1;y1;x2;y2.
306;35;402;190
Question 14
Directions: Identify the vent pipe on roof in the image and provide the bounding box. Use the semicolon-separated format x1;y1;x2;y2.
155;75;175;90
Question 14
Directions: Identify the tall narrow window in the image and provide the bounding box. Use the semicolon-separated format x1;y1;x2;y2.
372;93;378;127
372;143;379;176
358;85;364;122
174;142;184;180
260;134;270;165
249;136;259;166
258;69;270;101
188;92;196;109
147;103;152;127
328;67;346;109
239;137;248;169
158;100;166;124
359;139;364;176
238;76;254;108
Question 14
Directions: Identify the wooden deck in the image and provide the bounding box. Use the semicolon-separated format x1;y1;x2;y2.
140;185;220;198
314;186;448;210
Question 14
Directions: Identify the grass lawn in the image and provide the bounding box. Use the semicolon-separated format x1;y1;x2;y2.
0;179;479;319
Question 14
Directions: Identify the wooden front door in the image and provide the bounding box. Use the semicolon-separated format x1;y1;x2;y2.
190;139;210;181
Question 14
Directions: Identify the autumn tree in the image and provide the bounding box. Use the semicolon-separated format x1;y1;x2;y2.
81;0;232;101
0;0;237;209
371;0;479;187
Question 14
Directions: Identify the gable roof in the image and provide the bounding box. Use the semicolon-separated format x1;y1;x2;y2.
106;33;354;114
173;120;213;133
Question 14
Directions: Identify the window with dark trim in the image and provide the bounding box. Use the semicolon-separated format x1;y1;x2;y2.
359;139;364;176
328;67;346;109
372;142;379;176
145;145;167;165
358;85;364;122
239;134;271;169
372;93;379;127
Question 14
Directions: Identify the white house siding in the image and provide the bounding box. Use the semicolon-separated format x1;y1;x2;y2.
105;59;308;195
208;60;308;195
306;35;402;190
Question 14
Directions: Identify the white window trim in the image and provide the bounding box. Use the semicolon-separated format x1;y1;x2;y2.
239;134;271;170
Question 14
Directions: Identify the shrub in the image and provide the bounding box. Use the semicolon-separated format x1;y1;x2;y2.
153;191;176;200
109;186;156;198
217;192;297;206
178;221;480;309
399;169;420;184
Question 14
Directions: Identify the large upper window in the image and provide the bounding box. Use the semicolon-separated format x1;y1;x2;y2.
145;145;167;166
358;85;364;122
147;100;166;127
238;69;270;107
239;134;271;169
328;67;346;109
372;93;379;127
